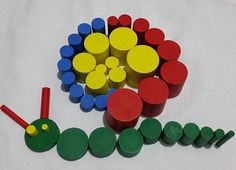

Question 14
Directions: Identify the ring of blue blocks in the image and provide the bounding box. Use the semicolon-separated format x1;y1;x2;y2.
57;17;116;112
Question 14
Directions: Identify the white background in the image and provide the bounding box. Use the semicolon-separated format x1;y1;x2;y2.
0;0;236;169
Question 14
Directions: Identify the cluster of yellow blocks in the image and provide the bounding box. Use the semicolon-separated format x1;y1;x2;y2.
72;27;160;95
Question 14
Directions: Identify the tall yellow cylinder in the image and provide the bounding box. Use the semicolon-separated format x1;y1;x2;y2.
109;27;137;65
84;33;109;64
125;45;159;88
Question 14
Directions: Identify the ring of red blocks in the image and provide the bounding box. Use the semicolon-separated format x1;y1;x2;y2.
58;14;188;131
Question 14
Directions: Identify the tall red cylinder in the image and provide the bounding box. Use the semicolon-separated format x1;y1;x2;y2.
40;87;50;119
144;28;165;49
133;18;150;44
118;14;132;28
106;88;143;131
138;77;169;117
160;61;188;98
107;16;119;36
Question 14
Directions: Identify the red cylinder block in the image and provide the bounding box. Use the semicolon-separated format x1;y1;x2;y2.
160;61;188;98
0;105;29;129
118;14;132;28
133;18;150;44
107;16;119;36
144;28;165;49
40;87;50;119
106;88;143;131
138;77;169;117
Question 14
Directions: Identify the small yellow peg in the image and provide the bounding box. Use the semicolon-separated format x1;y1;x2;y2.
26;125;38;137
41;124;49;132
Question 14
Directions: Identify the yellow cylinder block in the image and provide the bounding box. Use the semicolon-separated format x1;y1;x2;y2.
109;27;137;65
72;52;96;83
84;33;109;64
125;45;159;88
26;125;38;137
108;67;126;88
95;64;107;75
105;56;120;71
86;71;109;95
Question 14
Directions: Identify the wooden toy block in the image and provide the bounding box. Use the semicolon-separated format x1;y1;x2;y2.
60;45;74;60
72;52;96;83
108;67;126;88
118;14;132;28
57;128;88;161
77;23;91;40
91;17;106;34
0;105;29;129
40;87;50;119
208;129;225;145
94;95;108;111
138;77;169;117
106;88;143;131
109;27;137;65
57;58;72;77
107;16;119;36
179;123;200;146
61;71;76;92
160;60;188;98
126;45;159;87
69;84;84;103
194;127;214;147
139;118;162;144
89;127;116;158
161;121;183;145
95;64;107;75
133;18;150;44
41;124;49;132
118;128;143;157
68;33;83;53
215;130;235;147
105;56;119;71
84;33;109;64
80;94;94;112
157;40;181;63
144;28;165;49
85;71;109;95
24;119;60;152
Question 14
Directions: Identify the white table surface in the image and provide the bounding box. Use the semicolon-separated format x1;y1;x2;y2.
0;0;236;169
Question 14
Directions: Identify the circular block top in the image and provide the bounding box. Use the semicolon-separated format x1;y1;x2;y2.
107;88;143;122
69;84;84;98
183;123;200;139
200;127;214;140
127;45;159;74
109;27;137;51
118;128;143;157
68;33;82;46
86;71;107;90
41;124;49;131
214;129;225;139
163;121;183;142
61;72;76;85
95;64;107;74
80;94;94;112
78;23;91;36
109;67;126;83
72;53;96;74
84;33;109;54
91;18;105;30
139;118;162;144
138;77;169;104
60;45;74;59
105;56;119;69
108;16;118;26
157;40;181;60
118;14;132;27
95;95;108;111
89;127;116;158
24;119;60;152
145;28;165;46
57;128;88;161
26;125;37;137
133;18;150;33
57;59;72;72
160;60;188;85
